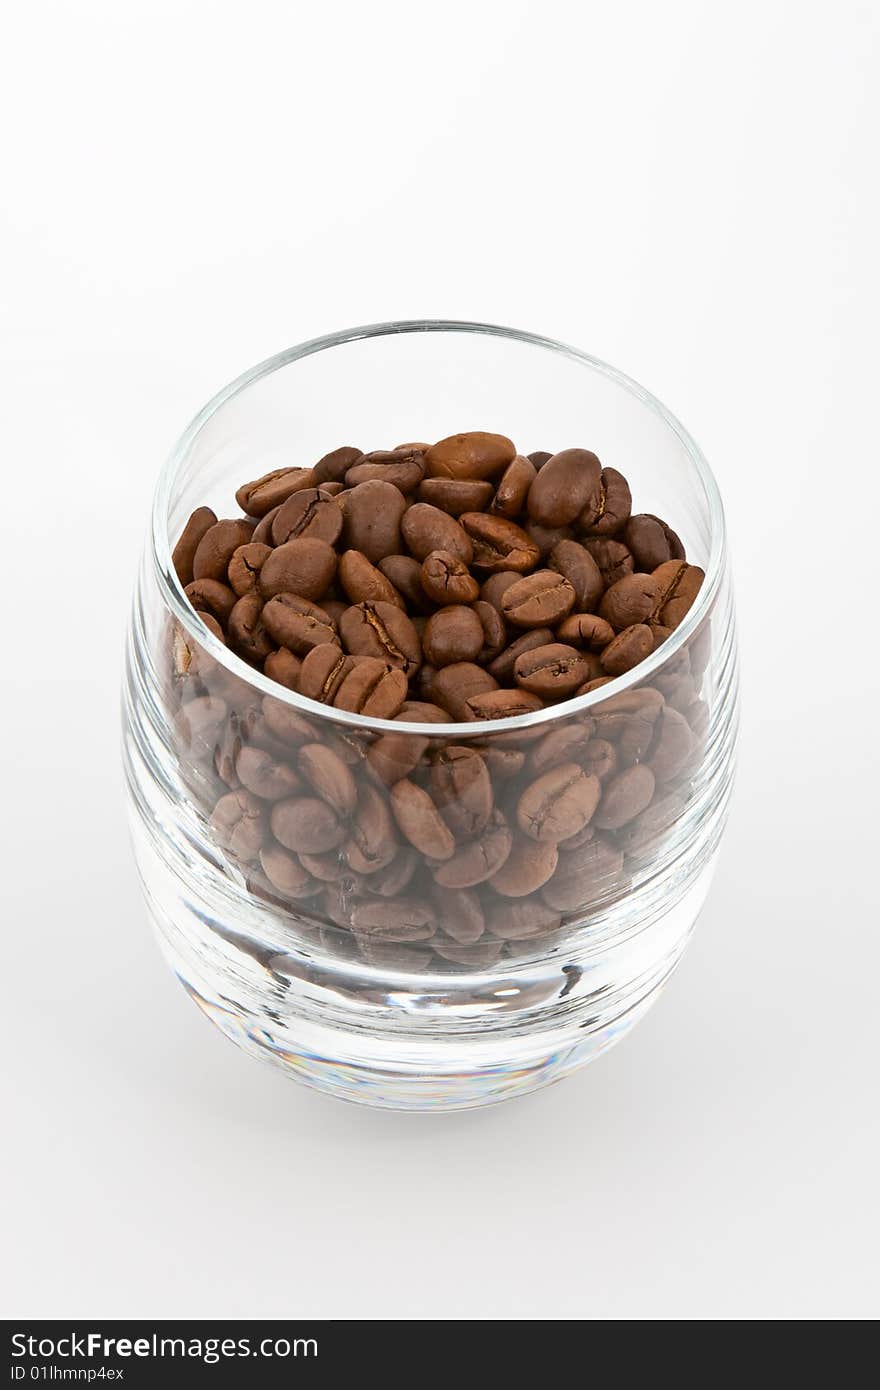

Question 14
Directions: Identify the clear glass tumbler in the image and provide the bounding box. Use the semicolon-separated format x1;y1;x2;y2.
123;321;739;1110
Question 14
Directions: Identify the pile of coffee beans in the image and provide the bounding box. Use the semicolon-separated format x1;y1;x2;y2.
170;433;708;967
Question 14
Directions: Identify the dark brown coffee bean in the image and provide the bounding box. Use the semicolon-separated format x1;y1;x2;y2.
624;514;685;570
173;506;218;587
261;593;338;654
235;744;301;800
540;837;625;911
259;538;337;602
526;520;573;558
236;467;316;516
401;504;473;564
473;600;506;663
366;731;430;784
487;627;555;682
528;722;595;774
271;487;343;547
491;454;537;518
527;450;553;469
339;601;421;676
599;573;661;631
429;745;494;837
466;688;542;720
594;764;655;829
228;592;276;662
333;658;408;718
527;448;602;527
259;842;318;898
422;605;484;666
298;742;358;816
501;571;576;628
514;642;592;697
344;783;398;874
600;624;654;675
342;479;407;562
486;899;561;941
377;555;429;612
517;763;601;842
312;446;363;485
556;612;615;650
425;431;515;481
210;788;265;860
429;663;498;721
192;519;255;582
583;537;634;587
429;885;485;943
648;705;694;782
338;550;405;609
548;539;604;613
417;477;494;515
578;467;632;536
652;560;705;628
418;550;481;605
227;542;273;596
390;779;456;859
488;834;558;896
431;809;513;887
184;578;237;625
458;512;540;573
251;505;281;545
480;570;522;616
351;897;436;942
271;796;346;853
345;448;425;493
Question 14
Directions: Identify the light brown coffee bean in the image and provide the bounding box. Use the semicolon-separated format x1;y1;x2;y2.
339;601;421;676
527;448;602;527
548;539;604;613
517;763;601;842
377;555;429;612
173;506;218;587
363;847;419;897
429;745;494;837
227;592;276;662
426;662;499;720
501;571;576;628
297;742;358;816
261;696;314;746
390;779;456;859
296;849;353;883
526;520;573;558
593;764;656;829
422;605;484;666
648;705;694;782
236;467;316;517
259;538;337;602
540;837;625;912
235;744;302;800
652;560;705;628
271;487;343;547
466;688;544;720
333;658;408;718
210;788;265;860
259;842;318;898
227;542;273;596
429;885;485;943
581;737;618;781
366;731;430;784
312;446;363;484
473;600;506;663
486;900;562;941
270;796;347;853
419;551;481;605
488;834;558;897
556;612;615;650
342;479;407;562
401;503;474;564
338;550;405;609
599;573;661;630
528;722;596;774
514;642;592;697
345;448;425;493
431;809;513;887
417;478;494;515
261;593;338;654
296;644;352;702
459;512;541;573
491;454;537;518
184;579;238;625
425;431;515;481
344;783;398;874
262;646;301;690
350;897;436;942
600;624;654;675
480;570;522;615
395;700;451;724
487;627;555;682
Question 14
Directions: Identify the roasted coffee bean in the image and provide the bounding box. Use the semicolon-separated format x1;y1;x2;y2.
210;788;265;860
648;705;694;782
366;731;430;784
339;600;421;676
486;899;562;941
418;478;494;515
599;573;661;631
513;642;592;697
600;624;654;675
581;738;618;781
227;542;273;595
259;538;337;601
517;763;601;843
297;849;354;883
578;467;632;536
173;506;218;587
228;592;276;662
466;688;543;720
351;897;436;943
526;520;573;558
344;783;398;874
491;454;537;518
342;479;407;562
422;605;484;666
401;504;473;564
395;700;450;724
191;519;257;582
333;658;408;718
390;779;456;859
528;722;595;774
364;847;419;897
419;550;481;605
488;834;558;897
430;663;499;721
312;446;363;485
431;809;513;887
487;627;555;682
377;555;429;611
459;512;540;573
583;537;634;587
259;842;318;897
235;744;301;800
480;570;522;616
429;884;485;943
271;487;343;547
261;696;314;746
296;644;351;702
624;513;685;570
251;505;281;544
261;593;338;653
594;764;656;829
175;694;228;751
501;571;576;628
338;550;405;608
592;687;664;763
236;466;317;516
527;449;602;527
652;560;705;629
556;612;615;650
429;745;494;837
297;742;358;816
425;431;515;481
473;600;506;663
345;448;425;493
270;796;347;854
184;578;238;625
527;450;553;469
548;539;604;613
172;615;224;680
541;837;625;912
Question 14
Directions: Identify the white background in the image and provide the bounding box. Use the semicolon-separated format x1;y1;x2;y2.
1;0;878;1320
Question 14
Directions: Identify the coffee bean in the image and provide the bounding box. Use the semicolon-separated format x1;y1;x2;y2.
527;448;602;527
600;624;654;675
236;744;301;800
227;542;273;596
486;899;561;940
344;783;398;874
366;731;430;785
473;600;506;663
261;593;338;653
297;849;353;883
297;742;358;816
459;512;540;572
312;446;363;485
488;833;558;896
429;884;485;943
422;605;484;666
501;571;576;628
583;537;634;587
517;763;601;842
259;841;318;897
364;847;419;897
527;520;573;558
599;573;661;630
593;764;656;829
251;505;281;544
191;519;255;583
419;551;481;605
548;539;604;613
292;645;348;703
429;745;494;837
338;550;405;608
431;809;513;886
261;696;314;746
487;627;555;682
342;479;407;562
271;487;343;547
228;592;276;662
491;454;537;518
556;612;615;650
647;705;694;782
418;478;495;514
395;700;450;724
345;448;425;493
270;796;346;854
528;722;595;774
235;467;317;517
184;579;238;625
578;467;632;536
173;506;217;587
210;788;265;860
425;431;515;481
430;663;499;721
540;837;624;911
339;600;421;676
581;738;618;781
350;897;436;943
513;642;592;697
390;779;456;859
480;571;522;616
333;658;408;718
527;450;553;469
624;514;685;570
401;503;473;564
466;688;544;720
259;538;337;601
651;560;704;628
377;555;429;611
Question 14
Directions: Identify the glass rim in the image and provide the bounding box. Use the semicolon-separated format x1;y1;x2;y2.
153;318;726;737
